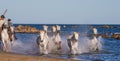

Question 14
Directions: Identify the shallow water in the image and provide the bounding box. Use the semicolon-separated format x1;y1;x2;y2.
3;32;119;61
1;24;120;61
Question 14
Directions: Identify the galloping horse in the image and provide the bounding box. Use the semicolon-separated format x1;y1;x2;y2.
91;28;99;51
51;26;56;36
43;25;49;40
8;25;15;45
1;24;10;52
67;32;79;54
52;25;62;50
36;30;49;54
1;23;16;52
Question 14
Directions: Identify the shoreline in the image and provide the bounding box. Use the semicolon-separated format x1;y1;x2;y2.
0;52;77;61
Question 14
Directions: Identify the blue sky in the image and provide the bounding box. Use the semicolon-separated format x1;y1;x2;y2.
0;0;120;24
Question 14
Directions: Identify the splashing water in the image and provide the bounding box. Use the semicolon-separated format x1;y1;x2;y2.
6;33;39;55
0;25;103;57
0;31;103;56
6;24;120;61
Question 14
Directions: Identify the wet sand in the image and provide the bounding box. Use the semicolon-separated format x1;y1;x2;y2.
0;52;77;61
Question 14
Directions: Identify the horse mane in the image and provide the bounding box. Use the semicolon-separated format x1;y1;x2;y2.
2;24;5;30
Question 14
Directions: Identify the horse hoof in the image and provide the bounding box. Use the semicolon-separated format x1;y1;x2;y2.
44;52;48;54
96;49;99;52
57;47;61;50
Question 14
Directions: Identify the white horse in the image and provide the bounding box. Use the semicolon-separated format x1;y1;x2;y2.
43;25;48;32
67;32;79;54
51;26;56;36
8;25;15;45
36;30;49;54
1;24;10;52
52;25;62;50
91;28;99;51
43;25;49;39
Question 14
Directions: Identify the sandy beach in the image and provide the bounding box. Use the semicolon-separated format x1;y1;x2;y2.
0;52;77;61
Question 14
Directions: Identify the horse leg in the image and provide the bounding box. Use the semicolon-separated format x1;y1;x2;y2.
69;46;72;54
8;31;12;42
75;46;78;54
56;41;61;50
2;40;8;52
46;41;49;50
71;47;75;54
11;35;15;46
39;46;43;54
95;43;99;51
71;43;78;54
75;42;79;54
2;39;5;51
5;40;9;52
43;44;48;54
14;31;17;40
11;41;14;46
68;40;72;54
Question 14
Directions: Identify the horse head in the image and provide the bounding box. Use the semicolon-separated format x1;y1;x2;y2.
92;28;98;35
39;30;46;42
9;26;15;34
73;32;79;41
53;25;61;50
56;25;60;33
51;26;56;33
2;23;8;30
43;25;48;33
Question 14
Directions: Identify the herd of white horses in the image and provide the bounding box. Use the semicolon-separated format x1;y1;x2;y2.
0;24;100;55
36;25;100;55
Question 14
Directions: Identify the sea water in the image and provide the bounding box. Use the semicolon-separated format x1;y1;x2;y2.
2;24;120;61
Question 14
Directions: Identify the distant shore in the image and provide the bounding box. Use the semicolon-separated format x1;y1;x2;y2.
14;25;120;40
0;52;77;61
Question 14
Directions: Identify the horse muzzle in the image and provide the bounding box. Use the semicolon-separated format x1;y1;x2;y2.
40;44;44;47
40;40;43;42
57;46;61;50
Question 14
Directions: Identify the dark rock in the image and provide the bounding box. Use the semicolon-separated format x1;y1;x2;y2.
101;25;113;28
111;33;120;39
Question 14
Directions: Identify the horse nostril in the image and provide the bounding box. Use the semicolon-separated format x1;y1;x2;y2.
58;47;61;50
41;40;43;42
40;44;44;47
